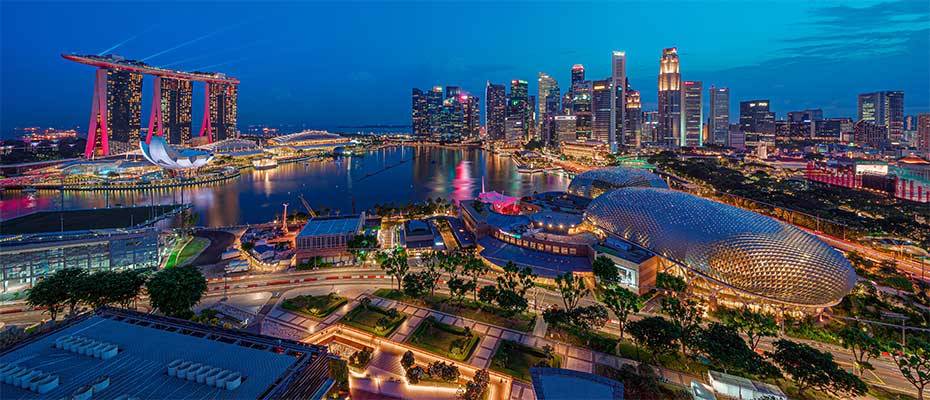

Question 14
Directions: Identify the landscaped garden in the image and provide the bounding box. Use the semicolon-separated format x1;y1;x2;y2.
339;299;406;337
407;316;480;361
374;288;536;332
281;292;348;318
489;340;560;381
165;236;210;268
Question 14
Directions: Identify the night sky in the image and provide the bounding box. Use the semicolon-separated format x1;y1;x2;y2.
1;1;928;136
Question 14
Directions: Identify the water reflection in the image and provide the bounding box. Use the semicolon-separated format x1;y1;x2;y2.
0;146;570;227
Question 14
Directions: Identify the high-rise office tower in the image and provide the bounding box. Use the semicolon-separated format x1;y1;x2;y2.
858;91;904;141
625;87;642;148
427;86;444;139
784;109;823;139
562;91;573;114
441;95;465;142
739;100;775;134
609;51;626;151
657;48;681;147
572;81;593;140
538;73;558;134
555;115;577;146
543;91;560;146
592;79;612;144
708;86;729;145
445;86;461;99
412;88;429;137
485;82;507;140
917;114;930;153
642;110;658;144
571;64;585;87
681;80;703;147
464;94;480;139
207;83;238;141
160;78;193;145
508;80;529;140
854;120;888;148
527;94;537;140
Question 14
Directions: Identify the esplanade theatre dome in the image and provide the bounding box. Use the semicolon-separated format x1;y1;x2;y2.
567;167;669;199
583;186;857;307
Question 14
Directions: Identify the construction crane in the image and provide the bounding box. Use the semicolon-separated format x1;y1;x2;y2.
297;193;317;218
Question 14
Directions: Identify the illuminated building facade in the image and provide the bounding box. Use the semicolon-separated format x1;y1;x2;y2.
543;84;561;146
854;120;888;148
610;51;626;151
105;70;143;154
858;91;904;141
538;73;558;137
624;87;642;148
709;86;729;145
572;80;593;140
204;82;238;142
486;82;507;140
571;64;585;86
427;86;444;139
412;88;429;137
642;110;658;144
160;78;193;145
918;113;930;154
555;115;577;146
657;48;681;147
508;80;530;140
739;100;775;134
682;80;703;147
592;79;612;145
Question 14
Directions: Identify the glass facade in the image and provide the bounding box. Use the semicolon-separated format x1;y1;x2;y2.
0;229;160;293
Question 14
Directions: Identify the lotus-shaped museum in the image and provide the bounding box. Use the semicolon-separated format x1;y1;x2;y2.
139;136;213;170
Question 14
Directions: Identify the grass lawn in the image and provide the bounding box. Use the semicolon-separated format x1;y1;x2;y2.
489;340;561;382
340;304;406;337
407;316;480;361
547;326;619;355
166;237;210;268
281;293;348;318
374;289;536;332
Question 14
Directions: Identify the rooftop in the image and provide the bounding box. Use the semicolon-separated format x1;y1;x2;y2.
0;205;183;235
297;214;363;237
478;237;590;278
530;367;623;400
0;308;331;400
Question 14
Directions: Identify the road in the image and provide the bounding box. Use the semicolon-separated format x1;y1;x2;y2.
808;228;929;281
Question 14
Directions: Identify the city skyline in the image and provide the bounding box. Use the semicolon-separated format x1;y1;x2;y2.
2;1;928;136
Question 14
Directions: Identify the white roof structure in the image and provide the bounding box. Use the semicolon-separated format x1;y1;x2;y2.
139;136;213;170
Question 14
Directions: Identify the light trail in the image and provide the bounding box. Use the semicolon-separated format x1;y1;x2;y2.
141;23;241;62
195;56;250;71
97;35;137;55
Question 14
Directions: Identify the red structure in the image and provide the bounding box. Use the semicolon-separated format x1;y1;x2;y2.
806;162;928;203
63;54;238;158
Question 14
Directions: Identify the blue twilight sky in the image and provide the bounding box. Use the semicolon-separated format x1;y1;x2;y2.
1;1;928;136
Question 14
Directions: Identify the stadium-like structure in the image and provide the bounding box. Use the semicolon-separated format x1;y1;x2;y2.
567;167;669;199
582;182;857;308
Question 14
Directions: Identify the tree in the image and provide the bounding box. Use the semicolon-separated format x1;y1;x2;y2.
401;350;416;371
420;251;445;296
766;339;867;398
146;265;207;319
555;272;588;313
378;247;409;291
592;255;619;285
495;261;536;315
838;324;882;377
110;269;148;309
627;316;680;365
694;323;780;379
459;369;490;400
571;304;609;333
348;234;378;262
49;268;89;316
655;272;686;293
720;307;778;352
601;286;643;340
447;277;475;306
328;358;349;392
461;253;489;301
478;285;498;304
661;297;704;354
27;273;70;321
890;338;930;400
403;272;430;298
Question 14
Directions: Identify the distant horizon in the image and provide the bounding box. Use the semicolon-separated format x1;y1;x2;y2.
2;1;928;137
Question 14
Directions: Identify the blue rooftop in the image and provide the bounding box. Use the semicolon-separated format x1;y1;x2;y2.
297;215;362;237
531;367;623;400
478;237;590;278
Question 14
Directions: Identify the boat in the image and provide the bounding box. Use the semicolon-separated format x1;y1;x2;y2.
251;158;278;170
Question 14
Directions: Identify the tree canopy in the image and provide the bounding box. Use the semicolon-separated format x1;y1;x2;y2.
146;265;207;319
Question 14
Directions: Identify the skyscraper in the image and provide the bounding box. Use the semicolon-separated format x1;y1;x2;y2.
681;80;703;147
555;115;577;146
464;94;480;139
105;69;143;149
572;80;593;140
642;110;658;144
412;88;429;137
624;87;642;148
858;91;904;141
657;48;681;148
538;73;558;136
160;78;193;145
508;80;529;140
571;64;585;87
543;91;560;146
739;100;775;134
427;86;444;139
610;51;626;151
917;114;930;153
485;82;506;140
592;79;612;144
207;82;238;141
708;86;729;145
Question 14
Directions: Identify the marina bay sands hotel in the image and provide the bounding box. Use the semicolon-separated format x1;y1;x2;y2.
63;54;239;158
